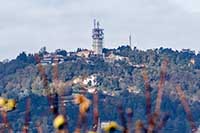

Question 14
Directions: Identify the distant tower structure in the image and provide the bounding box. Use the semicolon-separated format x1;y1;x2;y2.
129;34;132;49
92;19;104;55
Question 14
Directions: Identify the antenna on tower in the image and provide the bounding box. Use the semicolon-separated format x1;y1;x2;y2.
97;21;100;29
129;34;132;49
94;19;96;28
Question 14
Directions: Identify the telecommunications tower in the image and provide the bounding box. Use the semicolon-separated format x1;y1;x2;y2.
92;19;104;55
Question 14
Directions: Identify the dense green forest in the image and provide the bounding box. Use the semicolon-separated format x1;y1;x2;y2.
0;46;200;132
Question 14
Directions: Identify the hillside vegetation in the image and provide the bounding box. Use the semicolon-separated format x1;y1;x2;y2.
0;46;200;132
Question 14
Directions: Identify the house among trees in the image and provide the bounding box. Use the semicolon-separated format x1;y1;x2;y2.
105;52;129;62
41;54;64;65
76;49;94;58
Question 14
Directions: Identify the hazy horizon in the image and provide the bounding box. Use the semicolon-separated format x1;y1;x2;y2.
1;0;200;61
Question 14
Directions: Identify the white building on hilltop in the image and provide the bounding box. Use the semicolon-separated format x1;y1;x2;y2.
41;54;64;65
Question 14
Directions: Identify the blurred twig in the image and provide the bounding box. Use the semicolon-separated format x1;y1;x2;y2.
155;59;168;115
91;89;99;132
176;85;197;133
117;105;128;133
142;68;152;123
22;98;31;133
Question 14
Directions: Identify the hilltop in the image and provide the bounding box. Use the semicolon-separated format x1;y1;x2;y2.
0;46;200;132
1;46;200;101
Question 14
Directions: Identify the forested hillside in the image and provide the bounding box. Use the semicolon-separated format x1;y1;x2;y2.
0;46;200;132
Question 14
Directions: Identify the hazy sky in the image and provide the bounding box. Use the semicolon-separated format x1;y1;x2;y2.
0;0;200;60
